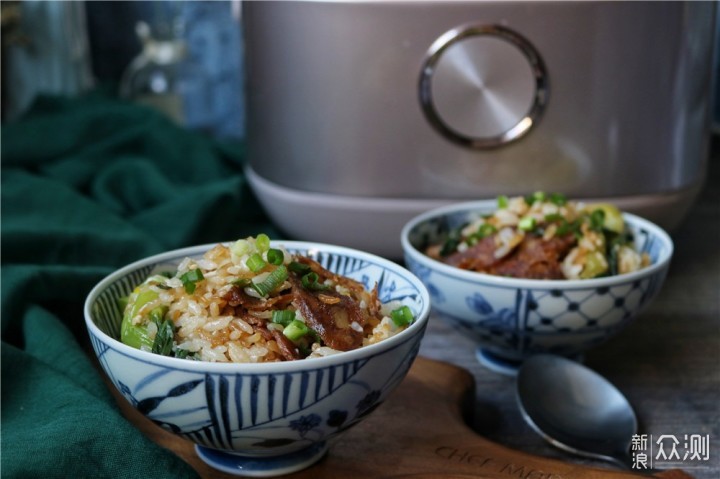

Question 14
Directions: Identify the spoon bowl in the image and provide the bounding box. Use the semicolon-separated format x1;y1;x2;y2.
516;354;637;468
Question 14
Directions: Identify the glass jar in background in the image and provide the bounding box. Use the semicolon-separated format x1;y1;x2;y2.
116;1;244;139
120;20;196;125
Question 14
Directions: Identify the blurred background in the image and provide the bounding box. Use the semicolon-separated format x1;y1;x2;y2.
2;1;718;260
3;0;718;145
1;0;245;140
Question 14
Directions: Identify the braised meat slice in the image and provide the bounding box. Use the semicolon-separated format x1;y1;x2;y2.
490;234;576;279
224;286;293;311
439;233;576;280
289;275;367;351
295;256;366;295
271;329;301;361
441;236;501;271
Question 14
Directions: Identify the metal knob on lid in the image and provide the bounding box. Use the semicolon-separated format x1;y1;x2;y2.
419;25;548;149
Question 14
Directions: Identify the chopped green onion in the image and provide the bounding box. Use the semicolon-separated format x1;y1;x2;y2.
181;269;203;282
518;216;537;231
272;309;296;327
544;213;564;223
467;223;497;246
525;191;547;205
301;272;329;291
549;192;567;206
440;227;463;256
497;195;509;209
252;265;288;297
390;305;414;327
231;239;251;257
267;248;284;266
477;223;497;238
283;319;310;341
557;219;581;237
180;269;204;294
288;261;311;274
255;234;271;253
589;209;606;231
246;253;267;273
307;328;322;344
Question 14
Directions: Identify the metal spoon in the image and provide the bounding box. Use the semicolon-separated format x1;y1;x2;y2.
516;354;637;468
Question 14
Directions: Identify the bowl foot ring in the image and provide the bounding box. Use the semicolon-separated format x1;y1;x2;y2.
476;348;525;376
195;441;328;477
476;348;585;376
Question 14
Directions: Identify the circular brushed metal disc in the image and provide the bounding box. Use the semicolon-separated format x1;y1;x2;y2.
419;25;548;149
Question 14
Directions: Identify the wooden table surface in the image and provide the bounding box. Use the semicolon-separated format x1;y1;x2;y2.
418;138;720;478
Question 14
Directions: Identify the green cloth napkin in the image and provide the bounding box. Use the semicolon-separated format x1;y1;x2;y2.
1;93;278;478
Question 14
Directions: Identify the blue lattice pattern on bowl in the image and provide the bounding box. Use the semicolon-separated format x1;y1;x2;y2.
85;241;430;473
401;202;673;364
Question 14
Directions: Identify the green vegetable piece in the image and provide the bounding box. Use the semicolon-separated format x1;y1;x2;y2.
252;265;288;297
301;272;329;291
246;253;267;273
148;305;168;325
283;319;310;341
117;296;129;312
183;269;203;282
121;315;154;350
497;195;509;209
518;216;537;231
532;191;546;203
585;203;624;234
288;261;311;274
390;305;414;327
477;223;497;238
557;219;580;237
272;309;296;327
231;239;251;257
580;250;609;279
180;269;204;294
174;348;192;359
440;226;464;256
525;192;542;205
152;317;175;356
544;213;564;223
232;278;251;288
256;234;271;253
549;192;567;206
120;289;159;350
589;209;605;231
267;248;284;266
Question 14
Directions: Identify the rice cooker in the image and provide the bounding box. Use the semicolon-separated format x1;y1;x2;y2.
243;1;716;258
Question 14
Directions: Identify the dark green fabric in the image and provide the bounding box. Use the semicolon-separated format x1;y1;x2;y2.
1;93;278;478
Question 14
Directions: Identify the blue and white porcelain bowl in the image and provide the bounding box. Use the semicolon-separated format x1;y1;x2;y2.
84;241;430;477
401;201;673;375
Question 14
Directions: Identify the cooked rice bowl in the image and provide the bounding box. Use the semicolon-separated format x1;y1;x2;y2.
120;235;414;363
85;240;430;474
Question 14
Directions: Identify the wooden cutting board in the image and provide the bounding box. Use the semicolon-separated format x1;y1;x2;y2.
115;357;693;479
